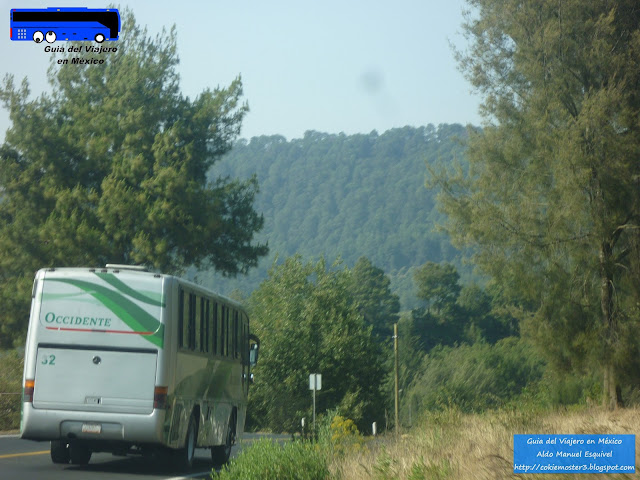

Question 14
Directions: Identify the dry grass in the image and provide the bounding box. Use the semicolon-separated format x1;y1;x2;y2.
330;406;639;479
0;350;23;431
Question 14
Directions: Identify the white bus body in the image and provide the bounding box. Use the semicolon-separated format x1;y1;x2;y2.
21;265;258;468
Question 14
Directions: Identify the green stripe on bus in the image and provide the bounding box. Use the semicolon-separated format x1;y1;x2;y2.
49;279;164;348
94;273;166;307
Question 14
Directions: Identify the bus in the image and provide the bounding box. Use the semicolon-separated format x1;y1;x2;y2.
20;265;259;469
10;7;120;43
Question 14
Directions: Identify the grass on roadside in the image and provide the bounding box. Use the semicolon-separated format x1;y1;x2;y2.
211;438;329;480
330;405;639;480
0;350;23;432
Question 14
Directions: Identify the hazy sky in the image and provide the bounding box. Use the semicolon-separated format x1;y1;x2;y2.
1;0;482;141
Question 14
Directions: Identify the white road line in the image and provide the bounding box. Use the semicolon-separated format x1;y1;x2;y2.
164;471;213;480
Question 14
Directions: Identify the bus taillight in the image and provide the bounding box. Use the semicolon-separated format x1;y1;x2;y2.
23;379;35;403
153;386;168;409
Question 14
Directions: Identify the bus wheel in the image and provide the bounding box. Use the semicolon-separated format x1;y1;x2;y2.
50;440;70;464
95;33;105;43
45;31;56;43
211;414;235;466
175;414;197;470
69;442;92;465
33;31;44;43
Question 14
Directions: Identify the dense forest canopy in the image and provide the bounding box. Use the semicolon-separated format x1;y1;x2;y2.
201;124;472;309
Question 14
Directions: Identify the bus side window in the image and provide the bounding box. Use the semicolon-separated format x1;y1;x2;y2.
226;308;231;357
189;293;196;350
195;296;202;352
178;289;185;348
182;290;192;350
239;313;243;360
221;305;227;356
230;310;235;358
211;302;218;356
203;299;209;354
242;315;249;363
233;311;239;359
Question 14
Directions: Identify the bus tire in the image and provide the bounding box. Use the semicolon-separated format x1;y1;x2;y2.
69;442;92;465
175;413;197;470
95;33;105;43
211;413;235;466
50;440;70;464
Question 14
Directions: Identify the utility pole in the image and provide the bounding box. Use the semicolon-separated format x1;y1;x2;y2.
394;322;399;438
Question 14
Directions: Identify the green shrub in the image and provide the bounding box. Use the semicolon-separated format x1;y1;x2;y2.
533;368;602;407
407;457;452;480
0;350;23;431
406;337;545;414
371;449;398;480
329;415;364;456
315;409;366;459
371;451;453;480
211;438;329;480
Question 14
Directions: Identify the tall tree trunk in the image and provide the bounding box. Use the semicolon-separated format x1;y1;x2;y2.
600;241;620;410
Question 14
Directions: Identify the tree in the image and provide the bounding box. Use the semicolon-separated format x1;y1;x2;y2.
410;262;467;351
247;256;385;433
436;0;640;408
0;10;268;347
413;261;461;314
395;312;426;417
457;283;517;344
348;256;400;339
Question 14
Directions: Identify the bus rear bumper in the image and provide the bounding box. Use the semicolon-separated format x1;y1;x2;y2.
20;404;167;445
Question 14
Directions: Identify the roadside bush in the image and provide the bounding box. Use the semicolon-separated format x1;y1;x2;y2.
0;350;23;431
315;409;366;456
371;449;453;480
330;416;364;454
211;438;329;480
406;337;545;413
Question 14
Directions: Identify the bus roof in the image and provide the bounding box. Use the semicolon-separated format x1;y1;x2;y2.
36;266;246;312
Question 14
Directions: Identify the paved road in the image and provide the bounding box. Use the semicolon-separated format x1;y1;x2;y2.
0;433;288;480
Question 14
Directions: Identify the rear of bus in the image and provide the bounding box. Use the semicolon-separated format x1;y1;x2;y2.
21;266;169;460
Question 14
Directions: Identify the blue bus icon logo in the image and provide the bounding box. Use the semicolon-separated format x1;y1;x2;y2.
10;7;120;43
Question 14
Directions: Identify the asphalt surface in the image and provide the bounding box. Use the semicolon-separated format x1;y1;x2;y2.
0;432;288;480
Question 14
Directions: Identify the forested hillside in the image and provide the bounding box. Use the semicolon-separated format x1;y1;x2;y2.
200;124;471;308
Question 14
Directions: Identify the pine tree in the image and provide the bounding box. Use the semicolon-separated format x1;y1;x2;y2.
436;0;640;408
348;256;400;339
